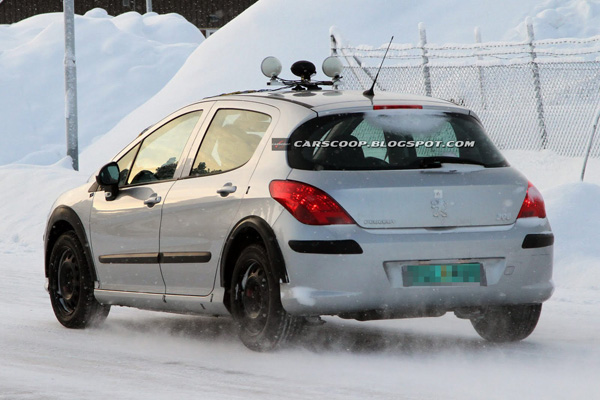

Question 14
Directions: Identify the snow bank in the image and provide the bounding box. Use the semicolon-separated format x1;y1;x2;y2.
545;182;600;291
0;9;203;166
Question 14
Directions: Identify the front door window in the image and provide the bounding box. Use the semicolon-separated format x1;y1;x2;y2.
127;111;202;185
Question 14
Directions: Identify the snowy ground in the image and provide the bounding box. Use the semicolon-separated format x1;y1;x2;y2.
2;1;600;399
1;152;599;399
1;256;599;400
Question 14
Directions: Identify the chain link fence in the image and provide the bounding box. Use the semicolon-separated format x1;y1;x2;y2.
332;25;600;158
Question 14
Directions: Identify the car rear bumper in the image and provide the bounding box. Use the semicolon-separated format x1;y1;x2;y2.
273;214;554;316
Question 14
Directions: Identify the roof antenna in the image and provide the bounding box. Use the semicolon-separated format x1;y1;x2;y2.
363;36;394;97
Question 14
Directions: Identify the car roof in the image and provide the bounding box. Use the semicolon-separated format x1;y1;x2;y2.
206;90;466;113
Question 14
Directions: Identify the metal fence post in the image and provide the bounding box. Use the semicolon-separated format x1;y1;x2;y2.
527;19;548;150
330;32;338;57
419;22;432;97
63;0;79;171
330;28;369;90
146;0;152;13
581;105;600;181
474;27;487;110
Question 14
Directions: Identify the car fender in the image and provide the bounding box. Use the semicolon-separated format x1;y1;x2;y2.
220;216;288;289
44;205;98;282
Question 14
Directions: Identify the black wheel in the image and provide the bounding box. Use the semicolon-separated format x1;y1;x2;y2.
471;304;542;342
230;244;302;351
48;231;110;328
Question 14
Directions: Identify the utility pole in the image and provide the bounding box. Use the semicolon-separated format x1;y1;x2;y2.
63;0;79;170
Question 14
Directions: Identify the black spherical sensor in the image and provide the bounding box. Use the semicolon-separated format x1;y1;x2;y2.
291;60;316;80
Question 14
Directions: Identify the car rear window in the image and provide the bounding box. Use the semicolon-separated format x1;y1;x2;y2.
287;110;508;170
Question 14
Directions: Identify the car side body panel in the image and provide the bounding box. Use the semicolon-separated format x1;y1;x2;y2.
90;180;175;293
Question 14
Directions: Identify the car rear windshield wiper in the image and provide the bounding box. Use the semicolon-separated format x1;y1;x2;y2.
414;156;487;169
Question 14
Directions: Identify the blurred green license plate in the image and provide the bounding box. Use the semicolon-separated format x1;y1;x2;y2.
402;263;482;287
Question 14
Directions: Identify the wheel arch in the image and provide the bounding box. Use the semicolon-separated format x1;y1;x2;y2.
45;206;97;282
220;216;288;307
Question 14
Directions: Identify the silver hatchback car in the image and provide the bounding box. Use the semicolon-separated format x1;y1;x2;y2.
44;87;553;351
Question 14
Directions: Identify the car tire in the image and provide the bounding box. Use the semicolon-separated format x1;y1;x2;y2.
230;244;303;351
48;231;110;328
471;304;542;342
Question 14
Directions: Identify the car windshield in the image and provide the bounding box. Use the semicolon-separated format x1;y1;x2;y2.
287;110;508;170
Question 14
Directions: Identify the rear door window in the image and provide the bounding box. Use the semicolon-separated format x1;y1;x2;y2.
190;109;272;176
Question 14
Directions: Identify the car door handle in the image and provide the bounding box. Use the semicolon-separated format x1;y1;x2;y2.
216;182;237;197
143;194;162;207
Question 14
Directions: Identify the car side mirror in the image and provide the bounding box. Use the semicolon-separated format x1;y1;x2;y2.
96;162;120;201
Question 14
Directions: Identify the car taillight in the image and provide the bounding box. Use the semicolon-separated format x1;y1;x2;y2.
517;182;546;219
269;180;355;225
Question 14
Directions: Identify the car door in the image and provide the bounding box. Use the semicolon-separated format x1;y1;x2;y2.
90;110;204;293
159;102;278;296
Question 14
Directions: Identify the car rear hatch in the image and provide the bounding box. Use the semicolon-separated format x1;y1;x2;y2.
285;107;527;229
286;167;527;229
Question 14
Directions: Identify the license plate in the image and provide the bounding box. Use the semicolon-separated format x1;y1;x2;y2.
402;263;482;287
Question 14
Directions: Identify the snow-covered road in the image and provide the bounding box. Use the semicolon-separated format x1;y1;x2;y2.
1;250;598;400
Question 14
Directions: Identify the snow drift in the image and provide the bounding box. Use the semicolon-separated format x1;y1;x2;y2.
0;8;203;165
